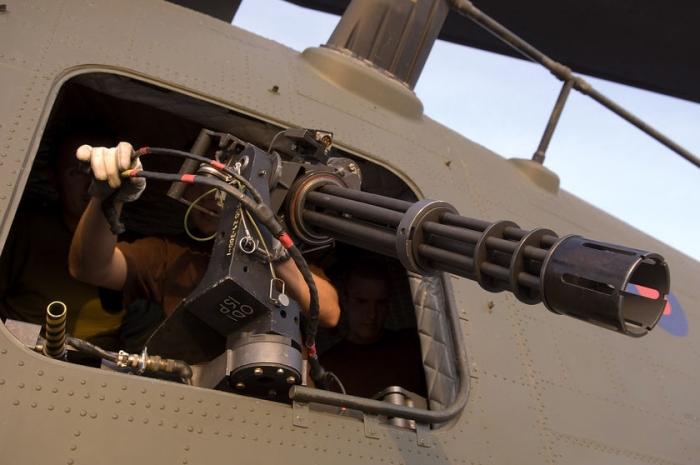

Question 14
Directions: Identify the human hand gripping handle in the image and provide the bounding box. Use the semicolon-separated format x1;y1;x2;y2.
76;142;146;202
76;142;146;234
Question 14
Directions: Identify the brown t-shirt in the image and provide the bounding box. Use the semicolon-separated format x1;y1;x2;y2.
117;235;211;316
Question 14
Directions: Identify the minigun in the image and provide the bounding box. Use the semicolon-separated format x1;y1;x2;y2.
139;128;668;400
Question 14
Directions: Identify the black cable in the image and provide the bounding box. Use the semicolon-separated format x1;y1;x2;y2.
101;192;125;235
138;147;212;167
287;244;320;347
66;336;119;363
129;171;267;227
327;372;346;395
140;147;265;204
66;336;193;381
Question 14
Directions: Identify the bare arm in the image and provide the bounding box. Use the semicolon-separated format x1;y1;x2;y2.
68;197;128;291
274;260;340;328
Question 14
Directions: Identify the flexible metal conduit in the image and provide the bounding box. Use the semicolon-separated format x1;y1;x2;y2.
290;273;470;424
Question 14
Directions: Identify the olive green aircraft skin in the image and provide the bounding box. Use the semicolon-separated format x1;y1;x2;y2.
0;1;698;464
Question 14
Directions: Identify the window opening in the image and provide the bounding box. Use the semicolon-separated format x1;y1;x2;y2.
1;71;463;428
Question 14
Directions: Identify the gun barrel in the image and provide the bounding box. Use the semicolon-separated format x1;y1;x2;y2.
294;184;669;337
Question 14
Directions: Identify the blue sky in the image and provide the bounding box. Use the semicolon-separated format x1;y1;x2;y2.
232;0;700;263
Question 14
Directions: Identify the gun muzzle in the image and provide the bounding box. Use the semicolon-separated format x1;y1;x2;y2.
44;301;68;358
290;182;669;337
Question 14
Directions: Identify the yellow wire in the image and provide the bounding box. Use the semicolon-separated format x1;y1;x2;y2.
183;182;275;277
244;209;277;279
184;187;220;242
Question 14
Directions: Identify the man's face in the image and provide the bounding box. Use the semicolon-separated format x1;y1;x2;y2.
342;275;391;345
183;184;222;237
